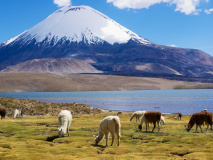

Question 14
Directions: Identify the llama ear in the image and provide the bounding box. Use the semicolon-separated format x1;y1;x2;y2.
184;125;186;127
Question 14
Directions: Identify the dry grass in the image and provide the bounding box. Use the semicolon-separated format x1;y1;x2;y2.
0;97;102;117
0;72;209;92
0;110;213;160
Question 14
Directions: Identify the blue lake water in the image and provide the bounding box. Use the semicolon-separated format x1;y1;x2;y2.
0;89;213;115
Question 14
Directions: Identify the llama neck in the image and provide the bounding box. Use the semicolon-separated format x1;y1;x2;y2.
60;121;68;134
188;119;195;129
130;114;136;121
139;115;147;126
97;131;105;143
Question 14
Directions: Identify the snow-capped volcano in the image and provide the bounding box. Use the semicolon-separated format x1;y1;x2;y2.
4;6;150;46
1;5;213;78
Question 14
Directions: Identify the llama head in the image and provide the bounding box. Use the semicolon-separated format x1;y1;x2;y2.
185;124;191;132
58;128;64;137
94;136;99;145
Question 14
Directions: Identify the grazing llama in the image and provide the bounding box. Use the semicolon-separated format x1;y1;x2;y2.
58;110;72;137
175;112;182;120
95;116;121;146
130;110;146;122
138;111;161;132
117;111;122;116
185;111;212;132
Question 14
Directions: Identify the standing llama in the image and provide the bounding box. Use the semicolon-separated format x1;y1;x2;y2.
58;110;72;137
14;109;22;119
0;108;6;120
95;116;121;146
185;111;212;132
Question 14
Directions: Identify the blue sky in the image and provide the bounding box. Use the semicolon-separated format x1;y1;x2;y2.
0;0;213;55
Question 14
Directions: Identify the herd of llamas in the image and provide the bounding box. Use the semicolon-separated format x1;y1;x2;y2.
0;107;212;146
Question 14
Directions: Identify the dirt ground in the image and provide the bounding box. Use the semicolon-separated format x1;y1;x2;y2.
0;72;211;92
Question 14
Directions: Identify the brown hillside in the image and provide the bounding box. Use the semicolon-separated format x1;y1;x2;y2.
1;58;102;74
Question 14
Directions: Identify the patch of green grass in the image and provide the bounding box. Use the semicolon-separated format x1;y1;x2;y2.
0;113;213;159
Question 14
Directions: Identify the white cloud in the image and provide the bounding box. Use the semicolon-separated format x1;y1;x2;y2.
53;0;71;7
171;0;201;15
204;8;213;14
107;0;170;9
107;0;208;15
168;44;177;47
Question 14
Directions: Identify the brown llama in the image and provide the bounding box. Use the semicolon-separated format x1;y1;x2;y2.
138;111;161;132
0;108;6;120
175;112;182;120
185;111;212;132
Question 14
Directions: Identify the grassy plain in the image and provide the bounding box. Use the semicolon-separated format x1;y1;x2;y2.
1;72;213;92
0;112;213;160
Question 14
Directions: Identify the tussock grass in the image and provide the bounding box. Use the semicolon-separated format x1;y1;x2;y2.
0;112;213;159
0;97;102;117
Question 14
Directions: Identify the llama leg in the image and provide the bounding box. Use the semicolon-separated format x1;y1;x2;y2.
206;124;209;131
152;122;156;132
116;131;120;146
195;124;198;133
67;127;70;137
157;121;160;132
111;132;115;146
198;125;203;133
145;122;148;132
67;123;70;136
105;132;109;146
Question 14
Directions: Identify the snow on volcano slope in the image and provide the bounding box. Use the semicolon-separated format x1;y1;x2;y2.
4;6;150;46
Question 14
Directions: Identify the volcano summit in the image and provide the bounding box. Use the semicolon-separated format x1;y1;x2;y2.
1;6;213;77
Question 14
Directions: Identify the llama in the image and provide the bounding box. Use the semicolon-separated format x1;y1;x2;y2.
185;111;212;132
175;112;182;120
130;110;146;122
117;111;122;116
95;116;121;146
144;115;165;131
0;108;6;120
58;110;72;137
138;111;161;132
14;109;22;119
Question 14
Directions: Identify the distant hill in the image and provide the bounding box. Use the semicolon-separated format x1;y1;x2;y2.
1;58;102;74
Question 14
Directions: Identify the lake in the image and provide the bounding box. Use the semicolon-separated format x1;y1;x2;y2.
0;89;213;115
